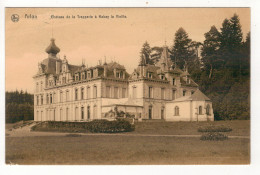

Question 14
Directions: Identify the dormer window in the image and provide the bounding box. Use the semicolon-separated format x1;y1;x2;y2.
187;76;190;84
172;78;175;85
148;72;152;78
161;75;164;80
183;90;186;96
116;72;120;78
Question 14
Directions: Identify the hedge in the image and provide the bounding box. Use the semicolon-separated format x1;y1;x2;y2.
31;119;134;133
200;132;228;141
198;125;232;132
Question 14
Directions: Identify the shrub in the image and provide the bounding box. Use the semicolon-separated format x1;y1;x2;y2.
31;119;134;133
86;119;134;133
200;132;228;141
198;125;232;132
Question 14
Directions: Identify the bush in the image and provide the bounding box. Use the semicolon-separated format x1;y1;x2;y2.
31;119;134;133
86;119;134;133
198;125;232;132
200;132;228;141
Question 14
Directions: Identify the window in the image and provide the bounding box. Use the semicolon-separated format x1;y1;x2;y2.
199;106;203;115
116;72;120;78
133;86;137;98
62;77;66;84
60;91;63;102
66;90;69;101
161;75;164;80
172;90;176;100
87;106;90;120
87;87;91;99
206;104;210;115
106;86;110;98
50;94;53;104
81;88;84;100
172;78;175;85
148;87;153;98
114;87;118;98
187;76;190;84
37;111;39;120
148;72;152;78
66;108;69;121
191;90;195;95
93;105;97;119
183;90;186;96
82;73;85;80
149;106;152;119
46;94;49;104
53;93;55;103
41;95;43;105
75;107;78;120
122;88;126;98
81;107;84;120
93;86;97;98
161;107;165;119
75;89;78;100
60;108;63;121
174;106;179;116
161;88;165;99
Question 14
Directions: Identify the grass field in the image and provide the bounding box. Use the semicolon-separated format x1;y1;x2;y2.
5;120;250;165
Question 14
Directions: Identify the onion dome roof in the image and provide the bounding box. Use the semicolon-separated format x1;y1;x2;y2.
45;38;60;54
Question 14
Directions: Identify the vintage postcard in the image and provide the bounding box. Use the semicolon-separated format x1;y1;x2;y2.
5;7;250;166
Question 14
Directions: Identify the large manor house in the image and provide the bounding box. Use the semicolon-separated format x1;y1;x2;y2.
33;38;214;122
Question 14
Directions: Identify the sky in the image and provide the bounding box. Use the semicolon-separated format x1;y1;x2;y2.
5;8;250;93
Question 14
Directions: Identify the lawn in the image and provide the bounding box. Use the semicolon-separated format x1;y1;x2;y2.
6;135;249;165
5;120;250;165
132;120;250;136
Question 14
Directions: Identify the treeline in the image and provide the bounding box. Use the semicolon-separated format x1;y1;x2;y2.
6;90;34;123
140;14;250;120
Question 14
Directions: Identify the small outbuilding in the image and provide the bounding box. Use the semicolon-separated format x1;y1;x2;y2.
165;89;214;121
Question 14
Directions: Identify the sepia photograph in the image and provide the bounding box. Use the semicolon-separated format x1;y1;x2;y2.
4;7;250;165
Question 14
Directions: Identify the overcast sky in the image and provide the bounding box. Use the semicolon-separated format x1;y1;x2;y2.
5;8;250;93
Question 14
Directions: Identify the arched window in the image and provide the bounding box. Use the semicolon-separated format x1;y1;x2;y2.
206;104;210;115
174;106;179;116
93;85;97;98
199;106;203;115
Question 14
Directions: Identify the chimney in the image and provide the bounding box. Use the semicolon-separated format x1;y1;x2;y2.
104;63;107;77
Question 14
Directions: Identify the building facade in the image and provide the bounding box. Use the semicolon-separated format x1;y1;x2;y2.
33;38;214;122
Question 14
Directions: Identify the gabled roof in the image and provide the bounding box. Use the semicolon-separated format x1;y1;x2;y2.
173;89;210;102
190;89;210;101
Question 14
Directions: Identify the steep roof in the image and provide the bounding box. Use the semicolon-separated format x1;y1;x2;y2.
173;89;210;102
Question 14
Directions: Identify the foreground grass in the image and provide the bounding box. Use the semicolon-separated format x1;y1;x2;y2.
132;120;250;136
6;135;249;165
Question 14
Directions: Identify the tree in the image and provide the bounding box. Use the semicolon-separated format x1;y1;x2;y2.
140;41;152;64
150;46;163;64
201;25;222;78
171;27;197;70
